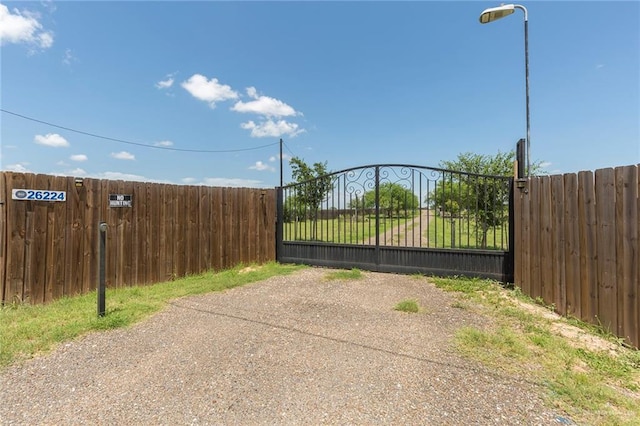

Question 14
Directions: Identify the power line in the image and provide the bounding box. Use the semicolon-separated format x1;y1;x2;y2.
282;140;297;158
1;108;280;153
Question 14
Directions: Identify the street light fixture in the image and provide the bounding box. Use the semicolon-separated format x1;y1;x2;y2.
479;3;531;177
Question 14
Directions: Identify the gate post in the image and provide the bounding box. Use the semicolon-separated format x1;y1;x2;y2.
506;178;515;283
276;186;284;263
516;138;527;190
374;166;380;269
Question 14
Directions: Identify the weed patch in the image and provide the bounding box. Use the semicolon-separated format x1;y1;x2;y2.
394;299;420;313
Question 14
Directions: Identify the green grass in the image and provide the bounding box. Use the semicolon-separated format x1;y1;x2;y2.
394;299;420;313
0;262;303;369
284;215;413;244
324;268;363;281
429;275;640;425
426;215;509;250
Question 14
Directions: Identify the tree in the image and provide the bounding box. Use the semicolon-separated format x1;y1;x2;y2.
360;182;419;218
289;157;332;240
283;194;306;223
432;151;515;248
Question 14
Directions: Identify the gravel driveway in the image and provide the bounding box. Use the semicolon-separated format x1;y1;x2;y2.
0;268;566;425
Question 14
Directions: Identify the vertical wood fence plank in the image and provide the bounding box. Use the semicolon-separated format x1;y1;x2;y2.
70;177;85;297
520;184;532;295
44;179;56;303
514;183;523;292
174;185;186;278
82;178;99;295
539;177;554;306
7;173;27;303
240;189;247;263
578;171;598;321
158;184;168;281
563;173;581;318
528;177;541;299
637;166;640;348
248;190;258;262
0;173;6;303
187;185;199;275
23;182;35;304
131;181;141;285
211;187;222;271
114;180;125;288
219;188;228;269
231;189;241;266
62;176;74;298
551;175;566;314
30;174;52;304
164;184;176;281
133;181;146;285
616;166;638;346
595;168;617;333
266;190;277;261
50;175;68;301
105;180;119;288
123;180;136;287
147;183;160;283
142;183;151;284
199;187;211;272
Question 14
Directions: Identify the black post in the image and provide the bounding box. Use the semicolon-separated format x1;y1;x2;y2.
275;187;284;263
279;138;283;188
98;222;107;317
506;179;515;283
516;138;526;179
374;166;380;268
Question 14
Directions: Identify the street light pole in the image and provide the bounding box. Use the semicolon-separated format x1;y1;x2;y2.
479;4;531;176
521;5;530;177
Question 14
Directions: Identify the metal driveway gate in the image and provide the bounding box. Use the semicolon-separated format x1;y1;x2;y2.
276;164;514;282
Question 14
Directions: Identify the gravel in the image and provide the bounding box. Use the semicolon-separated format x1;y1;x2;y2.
0;268;568;425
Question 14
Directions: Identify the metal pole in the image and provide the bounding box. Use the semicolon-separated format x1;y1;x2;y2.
279;138;283;187
98;222;107;317
515;5;530;176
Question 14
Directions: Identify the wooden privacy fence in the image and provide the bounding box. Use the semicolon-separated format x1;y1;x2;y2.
514;165;639;348
0;172;276;305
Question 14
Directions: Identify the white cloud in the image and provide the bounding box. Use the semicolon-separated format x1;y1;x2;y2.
241;120;305;138
156;77;174;89
154;140;174;147
202;177;264;188
5;162;31;172
181;74;238;108
0;4;54;49
70;154;87;162
182;177;197;184
232;87;299;117
110;151;135;160
62;48;78;65
34;133;69;147
249;161;275;172
539;161;552;169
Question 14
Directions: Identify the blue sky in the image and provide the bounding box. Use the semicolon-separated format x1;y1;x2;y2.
1;1;638;188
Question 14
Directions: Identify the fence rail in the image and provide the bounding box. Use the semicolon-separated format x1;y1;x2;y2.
0;172;276;304
514;165;639;348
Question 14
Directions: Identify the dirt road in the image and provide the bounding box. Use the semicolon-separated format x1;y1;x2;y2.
0;268;565;425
